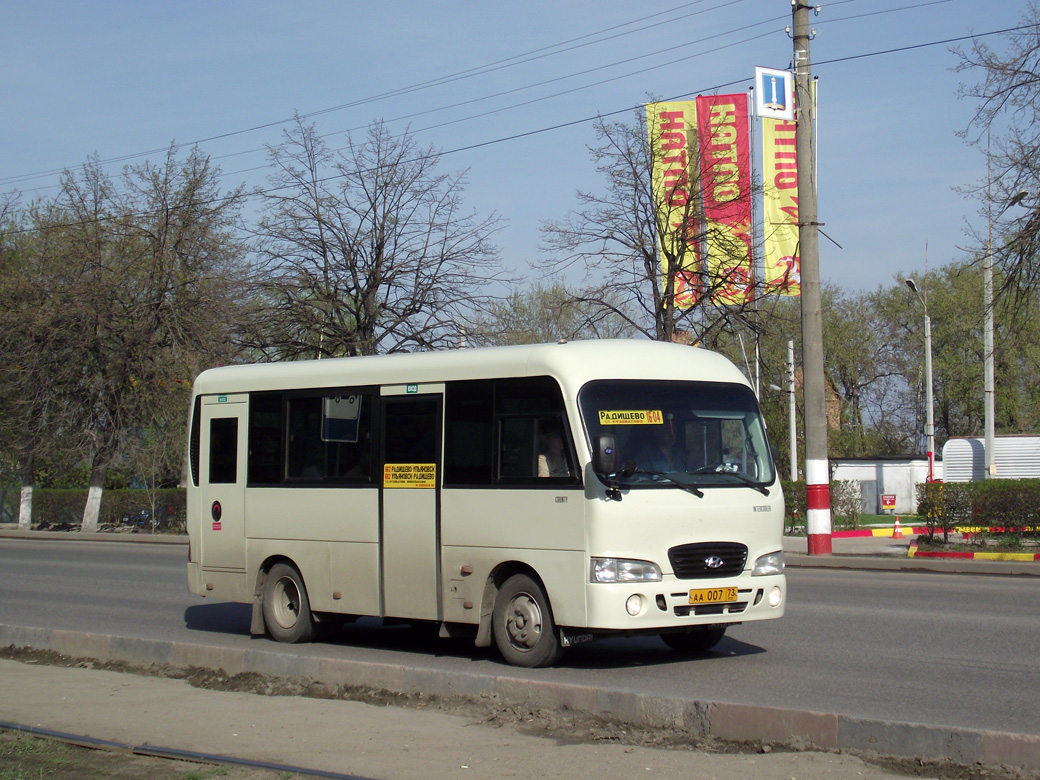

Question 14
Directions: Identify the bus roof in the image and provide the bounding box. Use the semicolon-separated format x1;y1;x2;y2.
191;339;751;398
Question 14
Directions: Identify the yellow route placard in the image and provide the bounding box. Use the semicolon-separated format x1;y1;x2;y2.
598;410;664;425
383;463;437;488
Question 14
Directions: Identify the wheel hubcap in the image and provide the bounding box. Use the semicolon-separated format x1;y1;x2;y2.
506;593;542;651
272;577;301;629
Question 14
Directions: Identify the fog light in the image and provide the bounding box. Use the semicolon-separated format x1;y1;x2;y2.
768;586;782;608
626;594;643;616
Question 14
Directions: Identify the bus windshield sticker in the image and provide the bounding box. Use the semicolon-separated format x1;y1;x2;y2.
322;395;362;443
598;410;663;425
383;463;437;488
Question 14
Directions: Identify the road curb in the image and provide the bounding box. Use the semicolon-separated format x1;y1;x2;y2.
783;551;1040;576
3;623;1038;772
0;527;187;544
908;544;1040;562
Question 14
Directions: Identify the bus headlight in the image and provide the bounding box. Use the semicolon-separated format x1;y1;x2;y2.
752;551;785;576
591;558;662;583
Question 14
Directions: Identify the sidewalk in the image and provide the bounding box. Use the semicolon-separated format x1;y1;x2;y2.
782;532;1040;576
0;658;957;780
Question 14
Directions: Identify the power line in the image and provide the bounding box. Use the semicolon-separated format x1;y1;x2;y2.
2;16;1027;230
1;1;973;195
0;0;739;189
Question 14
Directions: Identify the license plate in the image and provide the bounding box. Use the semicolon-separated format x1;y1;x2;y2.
688;587;738;605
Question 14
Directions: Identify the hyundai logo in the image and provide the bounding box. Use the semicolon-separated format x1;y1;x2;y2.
704;555;725;569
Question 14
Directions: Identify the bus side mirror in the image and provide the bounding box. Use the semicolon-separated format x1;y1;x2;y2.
592;435;617;475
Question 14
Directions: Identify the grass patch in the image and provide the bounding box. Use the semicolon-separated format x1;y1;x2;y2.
915;533;1038;553
0;730;298;779
0;731;72;779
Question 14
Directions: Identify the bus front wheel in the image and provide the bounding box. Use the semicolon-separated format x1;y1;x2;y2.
492;574;564;668
263;563;316;643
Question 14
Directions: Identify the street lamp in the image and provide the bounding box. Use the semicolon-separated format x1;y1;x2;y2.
768;339;799;483
984;185;1029;478
905;278;934;482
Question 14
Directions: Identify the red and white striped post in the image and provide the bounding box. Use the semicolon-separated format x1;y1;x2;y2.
805;459;832;555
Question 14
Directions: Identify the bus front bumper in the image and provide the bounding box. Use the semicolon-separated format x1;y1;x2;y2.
579;573;785;633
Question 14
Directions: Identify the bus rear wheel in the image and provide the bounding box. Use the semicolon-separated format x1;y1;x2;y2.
492;574;564;668
263;563;316;643
661;626;726;653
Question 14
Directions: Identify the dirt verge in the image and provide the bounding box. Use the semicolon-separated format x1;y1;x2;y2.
1;645;1034;780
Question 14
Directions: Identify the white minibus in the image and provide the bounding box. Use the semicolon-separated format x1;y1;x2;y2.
186;339;785;667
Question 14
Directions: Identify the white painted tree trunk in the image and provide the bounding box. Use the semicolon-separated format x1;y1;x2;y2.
81;484;103;533
18;485;32;530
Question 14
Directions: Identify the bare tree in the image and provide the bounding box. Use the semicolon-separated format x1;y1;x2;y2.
0;195;85;528
55;149;245;531
540;110;762;345
246;118;506;359
956;5;1040;297
474;281;637;346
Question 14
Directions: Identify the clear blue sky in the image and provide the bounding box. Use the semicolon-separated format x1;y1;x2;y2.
0;0;1027;293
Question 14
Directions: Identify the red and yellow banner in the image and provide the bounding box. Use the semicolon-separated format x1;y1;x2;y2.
762;117;801;296
696;94;753;306
646;101;702;308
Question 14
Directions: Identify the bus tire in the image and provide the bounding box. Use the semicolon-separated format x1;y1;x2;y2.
661;626;726;653
492;574;564;668
263;563;316;643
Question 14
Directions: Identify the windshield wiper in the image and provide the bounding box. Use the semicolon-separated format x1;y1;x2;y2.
626;467;770;497
623;468;704;498
716;471;771;496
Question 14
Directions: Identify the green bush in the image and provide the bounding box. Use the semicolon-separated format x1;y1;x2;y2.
781;480;806;533
27;488;186;532
830;480;862;530
914;479;1040;542
972;479;1040;540
781;480;870;533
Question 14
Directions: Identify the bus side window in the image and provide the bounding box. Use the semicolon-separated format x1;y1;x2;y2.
287;397;324;478
249;393;284;485
494;376;578;485
209;417;239;484
498;416;537;478
444;381;494;486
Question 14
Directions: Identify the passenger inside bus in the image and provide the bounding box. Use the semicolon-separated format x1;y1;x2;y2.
635;421;687;473
537;421;571;477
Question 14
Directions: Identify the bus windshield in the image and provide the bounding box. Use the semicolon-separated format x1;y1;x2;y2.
579;379;775;489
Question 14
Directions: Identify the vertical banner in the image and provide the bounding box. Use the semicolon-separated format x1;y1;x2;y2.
696;94;753;306
762;117;801;296
646;101;702;309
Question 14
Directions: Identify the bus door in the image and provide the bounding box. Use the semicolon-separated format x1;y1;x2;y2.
199;394;248;571
380;391;442;621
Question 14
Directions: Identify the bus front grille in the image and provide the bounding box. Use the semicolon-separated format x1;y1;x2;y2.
668;542;748;579
673;602;748;617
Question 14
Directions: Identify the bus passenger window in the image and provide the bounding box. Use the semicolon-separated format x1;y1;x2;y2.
287;397;324;478
209;417;239;484
444;381;493;486
248;394;284;485
499;417;537;479
283;393;374;482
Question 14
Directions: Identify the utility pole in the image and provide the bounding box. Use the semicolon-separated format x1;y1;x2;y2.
793;1;832;554
788;339;798;482
984;139;996;478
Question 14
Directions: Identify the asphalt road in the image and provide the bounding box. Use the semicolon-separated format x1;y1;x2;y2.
2;537;1038;737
